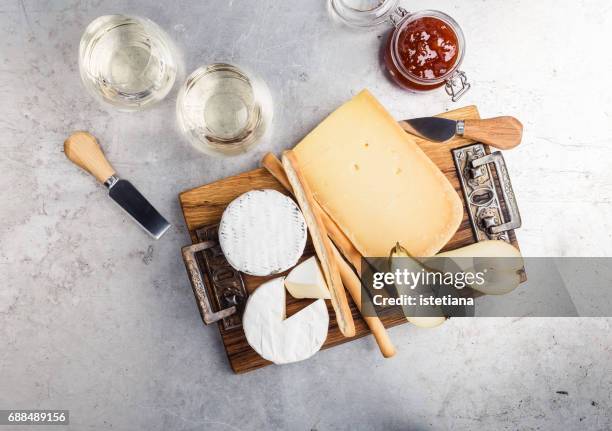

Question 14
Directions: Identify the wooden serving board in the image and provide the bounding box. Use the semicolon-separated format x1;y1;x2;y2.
179;105;521;373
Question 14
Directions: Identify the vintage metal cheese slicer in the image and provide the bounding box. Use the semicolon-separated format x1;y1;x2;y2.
64;131;171;239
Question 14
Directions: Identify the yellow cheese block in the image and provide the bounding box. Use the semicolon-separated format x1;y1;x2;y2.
293;90;463;257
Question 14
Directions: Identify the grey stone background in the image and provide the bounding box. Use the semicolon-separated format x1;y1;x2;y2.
1;0;611;430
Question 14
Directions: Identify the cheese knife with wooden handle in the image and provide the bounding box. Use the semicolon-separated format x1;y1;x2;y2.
64;131;171;239
281;151;356;338
399;116;523;150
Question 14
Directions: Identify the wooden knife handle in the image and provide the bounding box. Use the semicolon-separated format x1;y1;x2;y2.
463;117;523;150
332;245;396;358
64;131;116;183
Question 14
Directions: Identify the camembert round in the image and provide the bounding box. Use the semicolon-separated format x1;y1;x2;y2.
218;189;307;276
243;276;329;364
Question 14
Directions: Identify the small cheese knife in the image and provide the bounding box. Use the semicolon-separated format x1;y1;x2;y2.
64;131;170;239
399;116;523;150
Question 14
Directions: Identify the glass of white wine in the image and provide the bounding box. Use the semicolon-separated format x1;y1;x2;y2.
176;63;273;157
79;15;177;110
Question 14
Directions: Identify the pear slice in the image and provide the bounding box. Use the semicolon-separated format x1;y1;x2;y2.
285;256;331;300
389;243;447;328
434;240;523;295
437;240;522;259
407;316;447;328
474;267;523;295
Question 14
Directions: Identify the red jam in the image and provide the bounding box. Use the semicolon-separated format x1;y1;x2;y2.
385;16;460;91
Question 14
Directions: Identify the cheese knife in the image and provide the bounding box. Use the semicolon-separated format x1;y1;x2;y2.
399;116;523;150
64;131;171;239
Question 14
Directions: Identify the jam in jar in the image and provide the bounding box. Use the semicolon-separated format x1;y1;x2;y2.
328;1;471;100
384;10;469;99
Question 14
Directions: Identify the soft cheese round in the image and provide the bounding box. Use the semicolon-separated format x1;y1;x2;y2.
242;277;329;364
218;189;307;276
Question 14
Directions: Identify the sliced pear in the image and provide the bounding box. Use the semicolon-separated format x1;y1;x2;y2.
437;240;522;259
472;266;522;295
407;316;447;329
435;240;523;295
387;240;524;326
285;256;331;300
423;242;516;276
389;243;447;327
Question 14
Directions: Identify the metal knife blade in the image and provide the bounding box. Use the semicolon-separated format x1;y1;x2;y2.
107;177;171;239
400;117;460;142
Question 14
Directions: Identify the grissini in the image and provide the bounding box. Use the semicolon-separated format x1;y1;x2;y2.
331;245;396;357
262;153;293;191
281;150;356;338
266;153;395;356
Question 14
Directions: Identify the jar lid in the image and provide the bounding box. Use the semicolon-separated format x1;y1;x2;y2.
329;0;399;28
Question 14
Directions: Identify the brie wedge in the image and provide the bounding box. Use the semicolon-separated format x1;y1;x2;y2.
285;256;331;300
242;277;329;364
218;189;307;276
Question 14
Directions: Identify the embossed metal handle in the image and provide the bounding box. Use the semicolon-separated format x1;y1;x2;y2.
181;241;237;324
471;152;522;234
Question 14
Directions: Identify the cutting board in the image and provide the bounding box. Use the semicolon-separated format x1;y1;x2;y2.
179;105;521;373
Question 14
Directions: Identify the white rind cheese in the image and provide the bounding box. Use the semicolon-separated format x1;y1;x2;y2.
218;189;307;276
285;256;331;299
242;277;329;364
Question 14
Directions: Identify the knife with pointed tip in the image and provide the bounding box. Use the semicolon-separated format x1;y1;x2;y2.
64;131;171;239
399;116;523;150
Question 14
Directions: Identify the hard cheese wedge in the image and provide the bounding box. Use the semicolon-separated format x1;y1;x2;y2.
293;89;463;257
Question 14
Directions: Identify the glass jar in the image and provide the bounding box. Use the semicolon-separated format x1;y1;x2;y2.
329;0;470;101
79;15;178;110
329;0;400;27
176;63;273;157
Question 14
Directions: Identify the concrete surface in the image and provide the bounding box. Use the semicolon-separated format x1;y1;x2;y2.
1;0;611;430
